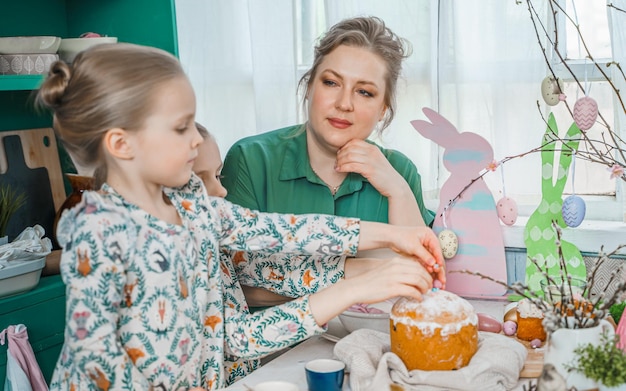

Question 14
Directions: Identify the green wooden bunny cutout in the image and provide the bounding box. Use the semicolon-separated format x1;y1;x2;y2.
524;113;586;293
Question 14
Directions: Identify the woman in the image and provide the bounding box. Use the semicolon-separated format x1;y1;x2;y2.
222;16;435;306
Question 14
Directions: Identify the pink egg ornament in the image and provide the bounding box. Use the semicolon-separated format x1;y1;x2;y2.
573;96;598;131
562;195;586;228
496;196;518;226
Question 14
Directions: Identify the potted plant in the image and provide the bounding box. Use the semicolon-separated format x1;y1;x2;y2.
0;184;27;244
565;332;626;390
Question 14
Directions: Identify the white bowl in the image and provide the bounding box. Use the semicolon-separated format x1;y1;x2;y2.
338;300;395;334
58;37;118;63
338;310;390;334
0;36;61;54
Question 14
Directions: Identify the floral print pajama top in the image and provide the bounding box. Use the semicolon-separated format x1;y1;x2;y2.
50;175;359;390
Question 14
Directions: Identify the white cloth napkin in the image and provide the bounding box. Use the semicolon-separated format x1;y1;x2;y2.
0;225;52;264
334;329;527;391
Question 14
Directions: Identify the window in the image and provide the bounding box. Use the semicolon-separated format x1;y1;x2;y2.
291;0;625;224
176;0;626;232
552;0;617;197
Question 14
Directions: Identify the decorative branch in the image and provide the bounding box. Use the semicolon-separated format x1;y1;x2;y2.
525;0;626;169
440;2;626;217
455;220;626;333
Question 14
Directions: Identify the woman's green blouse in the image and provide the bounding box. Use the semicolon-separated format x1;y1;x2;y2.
222;125;434;226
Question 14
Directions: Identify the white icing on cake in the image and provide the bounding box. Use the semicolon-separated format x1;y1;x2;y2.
390;290;478;337
517;298;544;319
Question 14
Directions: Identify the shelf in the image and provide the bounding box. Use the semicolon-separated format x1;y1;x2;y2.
0;74;44;91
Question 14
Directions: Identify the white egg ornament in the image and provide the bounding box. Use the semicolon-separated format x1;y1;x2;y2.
438;229;458;259
496;196;518;226
573;96;598;131
562;195;586;227
541;76;564;106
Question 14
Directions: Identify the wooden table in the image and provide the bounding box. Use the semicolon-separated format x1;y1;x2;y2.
223;299;540;391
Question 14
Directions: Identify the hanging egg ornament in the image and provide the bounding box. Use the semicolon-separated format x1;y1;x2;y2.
541;76;564;106
496;196;518;226
438;229;458;259
562;195;586;227
573;96;598;131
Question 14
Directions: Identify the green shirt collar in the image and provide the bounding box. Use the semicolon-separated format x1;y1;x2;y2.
279;127;311;181
279;126;368;196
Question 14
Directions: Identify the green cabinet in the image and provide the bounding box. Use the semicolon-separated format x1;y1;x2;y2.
0;0;178;386
0;275;66;386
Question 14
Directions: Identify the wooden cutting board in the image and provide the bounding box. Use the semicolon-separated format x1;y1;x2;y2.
519;338;544;378
0;128;65;241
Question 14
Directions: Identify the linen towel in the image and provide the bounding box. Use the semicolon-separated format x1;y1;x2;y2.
334;329;526;391
0;324;49;391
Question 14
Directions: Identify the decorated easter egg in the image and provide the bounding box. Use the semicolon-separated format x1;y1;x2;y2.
562;195;586;227
541;76;564;106
573;96;598;131
438;229;458;259
496;196;518;226
503;320;517;336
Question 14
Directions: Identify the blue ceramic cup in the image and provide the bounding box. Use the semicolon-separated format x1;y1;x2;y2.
305;358;345;391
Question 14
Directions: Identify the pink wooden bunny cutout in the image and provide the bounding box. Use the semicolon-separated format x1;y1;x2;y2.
411;107;507;297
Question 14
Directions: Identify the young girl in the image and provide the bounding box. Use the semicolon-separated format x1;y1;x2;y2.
37;43;444;391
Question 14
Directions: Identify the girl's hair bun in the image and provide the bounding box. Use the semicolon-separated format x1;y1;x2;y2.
36;61;72;110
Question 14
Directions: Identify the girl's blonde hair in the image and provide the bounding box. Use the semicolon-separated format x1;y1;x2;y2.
298;16;411;133
36;43;185;186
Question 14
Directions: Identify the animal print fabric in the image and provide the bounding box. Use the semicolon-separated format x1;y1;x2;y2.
49;175;359;390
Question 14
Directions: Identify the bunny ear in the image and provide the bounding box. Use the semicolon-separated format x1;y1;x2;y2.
410;107;460;148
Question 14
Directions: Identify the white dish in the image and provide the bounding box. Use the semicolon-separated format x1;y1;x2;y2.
0;36;61;54
322;317;349;343
0;256;45;298
0;54;58;75
58;37;118;63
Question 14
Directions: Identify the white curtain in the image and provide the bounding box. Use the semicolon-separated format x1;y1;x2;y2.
175;0;438;190
175;0;622;218
436;0;548;203
175;0;300;157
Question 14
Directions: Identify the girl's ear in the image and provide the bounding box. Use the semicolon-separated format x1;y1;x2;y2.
103;128;134;160
379;105;388;121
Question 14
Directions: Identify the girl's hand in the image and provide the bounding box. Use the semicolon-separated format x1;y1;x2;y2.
358;223;446;288
309;254;434;325
335;139;405;198
346;255;434;303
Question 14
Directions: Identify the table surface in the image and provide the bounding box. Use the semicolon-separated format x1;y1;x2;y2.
223;299;539;391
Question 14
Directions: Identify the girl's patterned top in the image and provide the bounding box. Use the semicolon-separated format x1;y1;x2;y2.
219;250;347;385
49;175;359;390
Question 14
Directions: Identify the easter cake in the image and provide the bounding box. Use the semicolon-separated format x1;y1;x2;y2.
390;289;478;371
515;298;546;341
